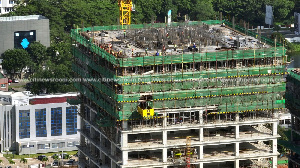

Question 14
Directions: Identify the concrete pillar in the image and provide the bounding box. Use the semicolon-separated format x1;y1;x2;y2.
272;122;277;136
111;143;116;157
163;148;168;162
122;151;128;165
123;121;128;130
199;145;203;159
235;125;239;139
111;161;116;168
235;142;239;156
121;133;128;148
163;165;168;168
163;131;167;146
272;139;277;154
163;112;167;127
234;159;239;168
199;110;203;124
199;163;204;168
272;156;277;168
235;113;239;122
101;151;106;166
199;128;203;142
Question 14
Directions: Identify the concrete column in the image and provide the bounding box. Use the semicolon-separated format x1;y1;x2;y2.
199;163;204;168
121;133;128;148
272;139;277;154
272;122;277;136
100;151;105;165
199;110;203;124
199;145;203;159
235;113;239;122
163;148;168;162
111;143;116;157
235;125;239;139
199;128;203;142
163;165;168;168
123;121;128;130
163;112;167;127
272;156;277;168
163;131;167;146
122;151;128;165
234;159;239;168
235;142;239;156
111;161;116;168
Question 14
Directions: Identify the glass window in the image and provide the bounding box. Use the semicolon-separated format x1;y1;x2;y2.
66;106;77;135
19;110;30;139
52;143;58;148
1;84;5;88
51;107;62;136
35;109;47;137
67;142;73;147
9;0;14;4
59;142;65;148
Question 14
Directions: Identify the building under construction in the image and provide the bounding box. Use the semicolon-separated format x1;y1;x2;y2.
71;20;286;168
286;68;300;168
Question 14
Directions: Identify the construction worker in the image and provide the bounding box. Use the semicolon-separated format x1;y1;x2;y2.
145;48;148;56
124;30;126;38
132;49;134;57
156;51;159;56
174;44;177;51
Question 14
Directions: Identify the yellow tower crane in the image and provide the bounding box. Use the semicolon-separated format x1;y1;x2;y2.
118;0;133;26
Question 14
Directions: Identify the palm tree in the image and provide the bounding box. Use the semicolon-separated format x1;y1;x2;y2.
41;157;48;166
20;158;27;164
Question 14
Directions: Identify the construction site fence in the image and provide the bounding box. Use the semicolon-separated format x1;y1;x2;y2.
224;21;283;47
71;20;285;67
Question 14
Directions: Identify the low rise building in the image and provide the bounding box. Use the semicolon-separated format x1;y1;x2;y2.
0;91;80;154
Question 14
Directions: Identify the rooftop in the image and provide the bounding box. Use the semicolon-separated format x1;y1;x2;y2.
82;23;271;59
0;15;47;22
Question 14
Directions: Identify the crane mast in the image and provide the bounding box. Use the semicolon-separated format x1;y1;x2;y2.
118;0;132;26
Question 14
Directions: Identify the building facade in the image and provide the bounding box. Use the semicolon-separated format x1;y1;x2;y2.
0;0;16;15
0;92;80;154
0;15;50;56
286;68;300;168
72;20;285;168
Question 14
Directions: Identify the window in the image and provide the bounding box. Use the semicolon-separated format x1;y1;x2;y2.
59;142;65;148
51;107;62;136
9;0;14;4
37;143;50;149
19;110;30;139
1;84;6;88
66;106;77;135
67;142;73;147
52;143;58;148
35;109;47;137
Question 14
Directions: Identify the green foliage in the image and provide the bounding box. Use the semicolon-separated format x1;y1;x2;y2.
9;160;15;164
212;0;295;26
27;41;48;66
41;157;48;162
20;158;27;164
2;49;31;78
0;159;2;163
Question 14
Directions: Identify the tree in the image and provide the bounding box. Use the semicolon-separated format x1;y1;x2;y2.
20;158;27;164
2;49;31;79
27;42;48;66
41;157;48;166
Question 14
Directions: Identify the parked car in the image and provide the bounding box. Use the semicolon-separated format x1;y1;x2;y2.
38;155;46;161
66;159;75;165
52;160;59;166
8;79;12;83
12;79;19;83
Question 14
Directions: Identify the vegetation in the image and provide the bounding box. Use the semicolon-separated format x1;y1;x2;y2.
20;158;27;164
3;151;77;160
2;49;31;79
8;160;15;164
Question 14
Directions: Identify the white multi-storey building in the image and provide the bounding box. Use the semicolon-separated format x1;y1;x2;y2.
0;0;16;15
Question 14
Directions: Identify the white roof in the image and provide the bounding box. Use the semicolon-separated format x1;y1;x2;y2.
0;15;47;22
